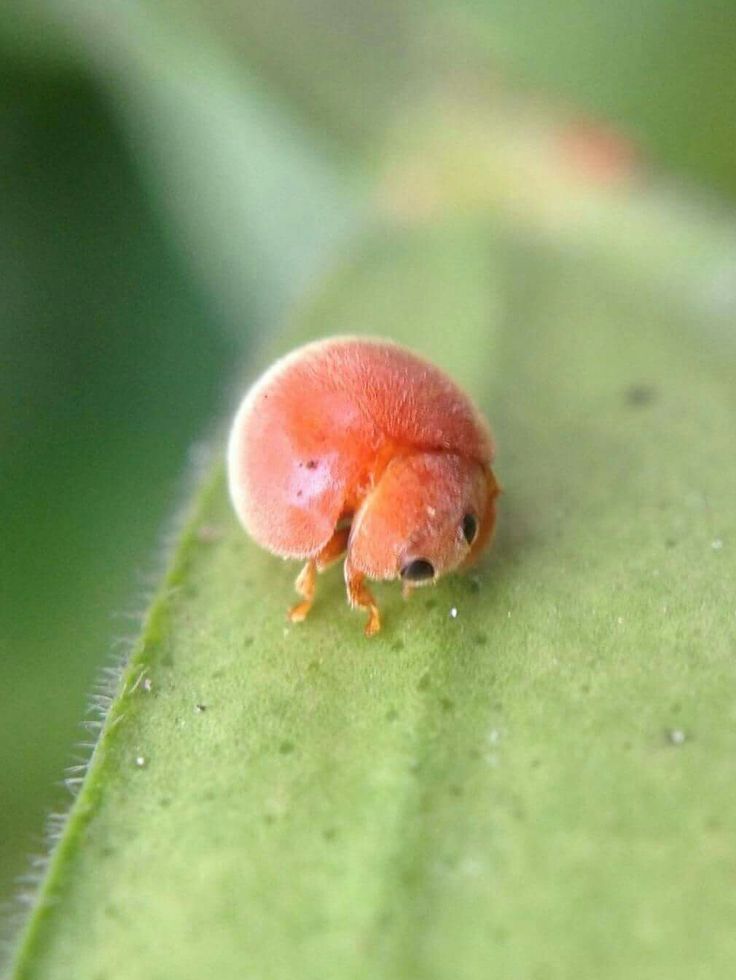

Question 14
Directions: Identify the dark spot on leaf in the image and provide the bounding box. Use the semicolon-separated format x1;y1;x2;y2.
391;639;404;652
195;703;207;713
305;459;318;469
474;632;488;646
386;707;399;722
425;598;438;611
440;696;454;713
417;671;431;692
624;383;657;406
665;538;677;548
279;740;295;755
323;827;338;841
449;784;463;797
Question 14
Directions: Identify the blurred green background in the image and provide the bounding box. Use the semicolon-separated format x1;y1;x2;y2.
1;0;735;939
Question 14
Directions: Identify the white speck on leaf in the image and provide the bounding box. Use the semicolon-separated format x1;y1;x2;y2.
459;857;484;878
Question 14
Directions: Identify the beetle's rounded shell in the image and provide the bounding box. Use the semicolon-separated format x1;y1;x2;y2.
227;336;494;559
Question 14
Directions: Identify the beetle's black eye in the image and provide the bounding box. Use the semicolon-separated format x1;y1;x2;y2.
462;513;478;545
400;559;435;582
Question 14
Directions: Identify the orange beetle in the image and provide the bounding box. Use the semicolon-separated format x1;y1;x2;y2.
227;337;500;636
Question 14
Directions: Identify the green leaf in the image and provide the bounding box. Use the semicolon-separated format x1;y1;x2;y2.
0;60;243;912
9;129;736;980
45;0;358;333
451;0;736;198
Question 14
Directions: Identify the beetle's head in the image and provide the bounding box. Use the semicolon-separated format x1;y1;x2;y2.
349;452;499;586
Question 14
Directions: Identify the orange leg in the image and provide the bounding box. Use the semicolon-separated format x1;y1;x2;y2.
288;561;316;623
288;527;350;624
344;560;381;637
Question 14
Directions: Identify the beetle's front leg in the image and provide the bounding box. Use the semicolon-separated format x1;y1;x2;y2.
344;558;381;637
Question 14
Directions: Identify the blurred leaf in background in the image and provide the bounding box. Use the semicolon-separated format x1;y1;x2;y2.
452;0;736;198
1;0;735;955
0;45;239;908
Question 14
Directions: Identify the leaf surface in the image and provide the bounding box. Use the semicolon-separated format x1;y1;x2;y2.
11;137;736;980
